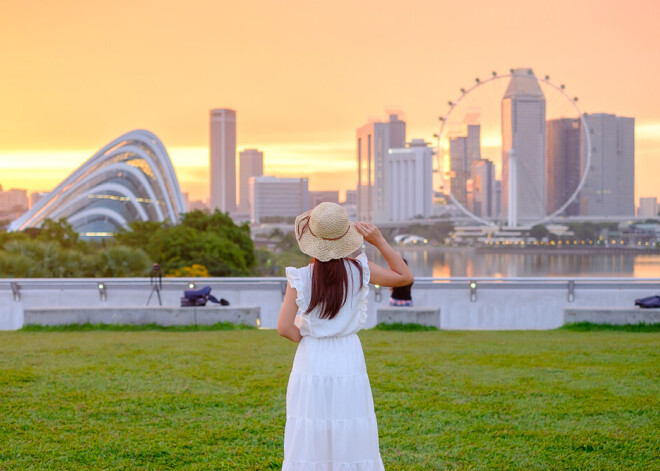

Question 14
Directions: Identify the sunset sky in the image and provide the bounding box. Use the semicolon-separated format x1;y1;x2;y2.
1;0;659;204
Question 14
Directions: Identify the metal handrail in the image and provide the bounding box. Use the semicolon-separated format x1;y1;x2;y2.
1;277;658;291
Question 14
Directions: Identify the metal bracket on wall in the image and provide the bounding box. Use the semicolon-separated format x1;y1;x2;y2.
470;281;477;303
374;285;382;303
98;282;107;301
10;282;20;301
567;280;575;303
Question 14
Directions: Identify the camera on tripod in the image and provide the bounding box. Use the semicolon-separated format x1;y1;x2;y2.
147;263;163;306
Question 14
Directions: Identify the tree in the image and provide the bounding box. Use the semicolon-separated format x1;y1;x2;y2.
88;246;152;277
529;224;550;241
37;219;86;250
0;239;151;278
567;222;598;240
0;240;85;277
114;210;256;276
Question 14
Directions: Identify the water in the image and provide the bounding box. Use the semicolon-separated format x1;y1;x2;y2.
368;247;660;278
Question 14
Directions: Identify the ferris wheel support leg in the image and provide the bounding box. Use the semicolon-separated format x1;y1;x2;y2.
508;149;517;227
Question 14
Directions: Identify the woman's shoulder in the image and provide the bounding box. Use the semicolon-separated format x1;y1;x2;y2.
348;252;370;284
354;252;368;264
285;263;312;286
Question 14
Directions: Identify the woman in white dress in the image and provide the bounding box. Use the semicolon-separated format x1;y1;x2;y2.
278;202;414;470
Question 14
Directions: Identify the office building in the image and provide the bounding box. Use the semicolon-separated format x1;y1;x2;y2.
449;124;481;206
210;108;237;214
30;192;48;209
182;192;208;212
637;197;658;218
471;159;496;218
343;190;357;205
309;191;339;208
580;113;635;217
249;176;309;223
356;113;406;222
0;186;28;216
546;118;582;216
386;139;433;221
238;149;264;214
9;130;185;237
501;68;546;224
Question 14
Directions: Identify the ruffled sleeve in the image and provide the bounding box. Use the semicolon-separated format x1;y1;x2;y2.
286;266;308;313
356;252;370;285
285;266;311;336
355;253;370;325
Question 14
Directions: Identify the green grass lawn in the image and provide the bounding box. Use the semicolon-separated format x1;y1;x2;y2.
1;329;658;470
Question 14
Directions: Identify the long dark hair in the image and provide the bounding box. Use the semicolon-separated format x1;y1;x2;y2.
305;258;363;319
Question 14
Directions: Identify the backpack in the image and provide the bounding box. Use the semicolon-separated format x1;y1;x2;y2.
634;295;660;309
181;286;230;307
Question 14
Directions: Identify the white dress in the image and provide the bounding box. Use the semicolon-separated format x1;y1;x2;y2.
283;253;385;471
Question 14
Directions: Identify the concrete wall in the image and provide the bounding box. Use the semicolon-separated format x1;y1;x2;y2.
1;277;659;331
376;307;441;328
24;306;260;327
564;307;660;325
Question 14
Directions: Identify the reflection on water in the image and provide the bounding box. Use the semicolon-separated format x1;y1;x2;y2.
368;248;660;278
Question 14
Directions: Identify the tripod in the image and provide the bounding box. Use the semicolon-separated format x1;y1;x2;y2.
147;263;163;306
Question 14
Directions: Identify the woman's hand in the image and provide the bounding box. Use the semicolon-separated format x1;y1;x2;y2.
354;221;414;288
354;222;386;247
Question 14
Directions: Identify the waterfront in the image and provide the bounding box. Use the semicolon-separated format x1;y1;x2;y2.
369;247;660;278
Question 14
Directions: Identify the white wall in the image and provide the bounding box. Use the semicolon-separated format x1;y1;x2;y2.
1;277;658;331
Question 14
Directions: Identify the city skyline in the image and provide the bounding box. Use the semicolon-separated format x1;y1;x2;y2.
1;0;659;204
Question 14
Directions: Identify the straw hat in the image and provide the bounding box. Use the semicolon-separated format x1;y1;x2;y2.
294;202;363;262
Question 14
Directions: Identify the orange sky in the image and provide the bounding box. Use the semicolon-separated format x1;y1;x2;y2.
1;0;659;203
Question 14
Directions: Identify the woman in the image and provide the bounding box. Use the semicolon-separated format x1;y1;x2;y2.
390;258;413;307
278;202;413;470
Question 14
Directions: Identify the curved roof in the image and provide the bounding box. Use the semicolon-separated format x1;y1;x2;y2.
503;68;545;100
10;130;186;237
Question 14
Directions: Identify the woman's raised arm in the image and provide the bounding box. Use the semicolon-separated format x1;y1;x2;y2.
354;222;414;288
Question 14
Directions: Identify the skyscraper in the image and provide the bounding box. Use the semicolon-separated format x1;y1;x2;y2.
501;68;546;224
238;149;263;214
637;197;658;218
471;159;496;218
546;118;582;216
356;113;406;222
449;136;468;204
210;108;237;214
309;191;339;208
580;113;635;216
449;124;481;207
249;176;309;223
386;139;434;221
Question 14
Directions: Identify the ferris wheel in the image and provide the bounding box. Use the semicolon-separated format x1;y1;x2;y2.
435;69;592;227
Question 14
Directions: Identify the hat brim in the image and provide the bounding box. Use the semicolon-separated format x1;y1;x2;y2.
295;210;364;262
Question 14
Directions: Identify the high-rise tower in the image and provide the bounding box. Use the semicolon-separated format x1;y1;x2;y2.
501;69;546;224
449;124;481;207
471;159;496;218
238;149;263;214
580;113;634;216
356;113;406;222
546;118;582;216
209;108;237;213
386;139;434;221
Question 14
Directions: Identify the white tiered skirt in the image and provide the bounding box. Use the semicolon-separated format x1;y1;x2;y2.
283;334;385;471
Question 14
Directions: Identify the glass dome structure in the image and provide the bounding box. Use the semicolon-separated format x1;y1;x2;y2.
10;130;186;238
